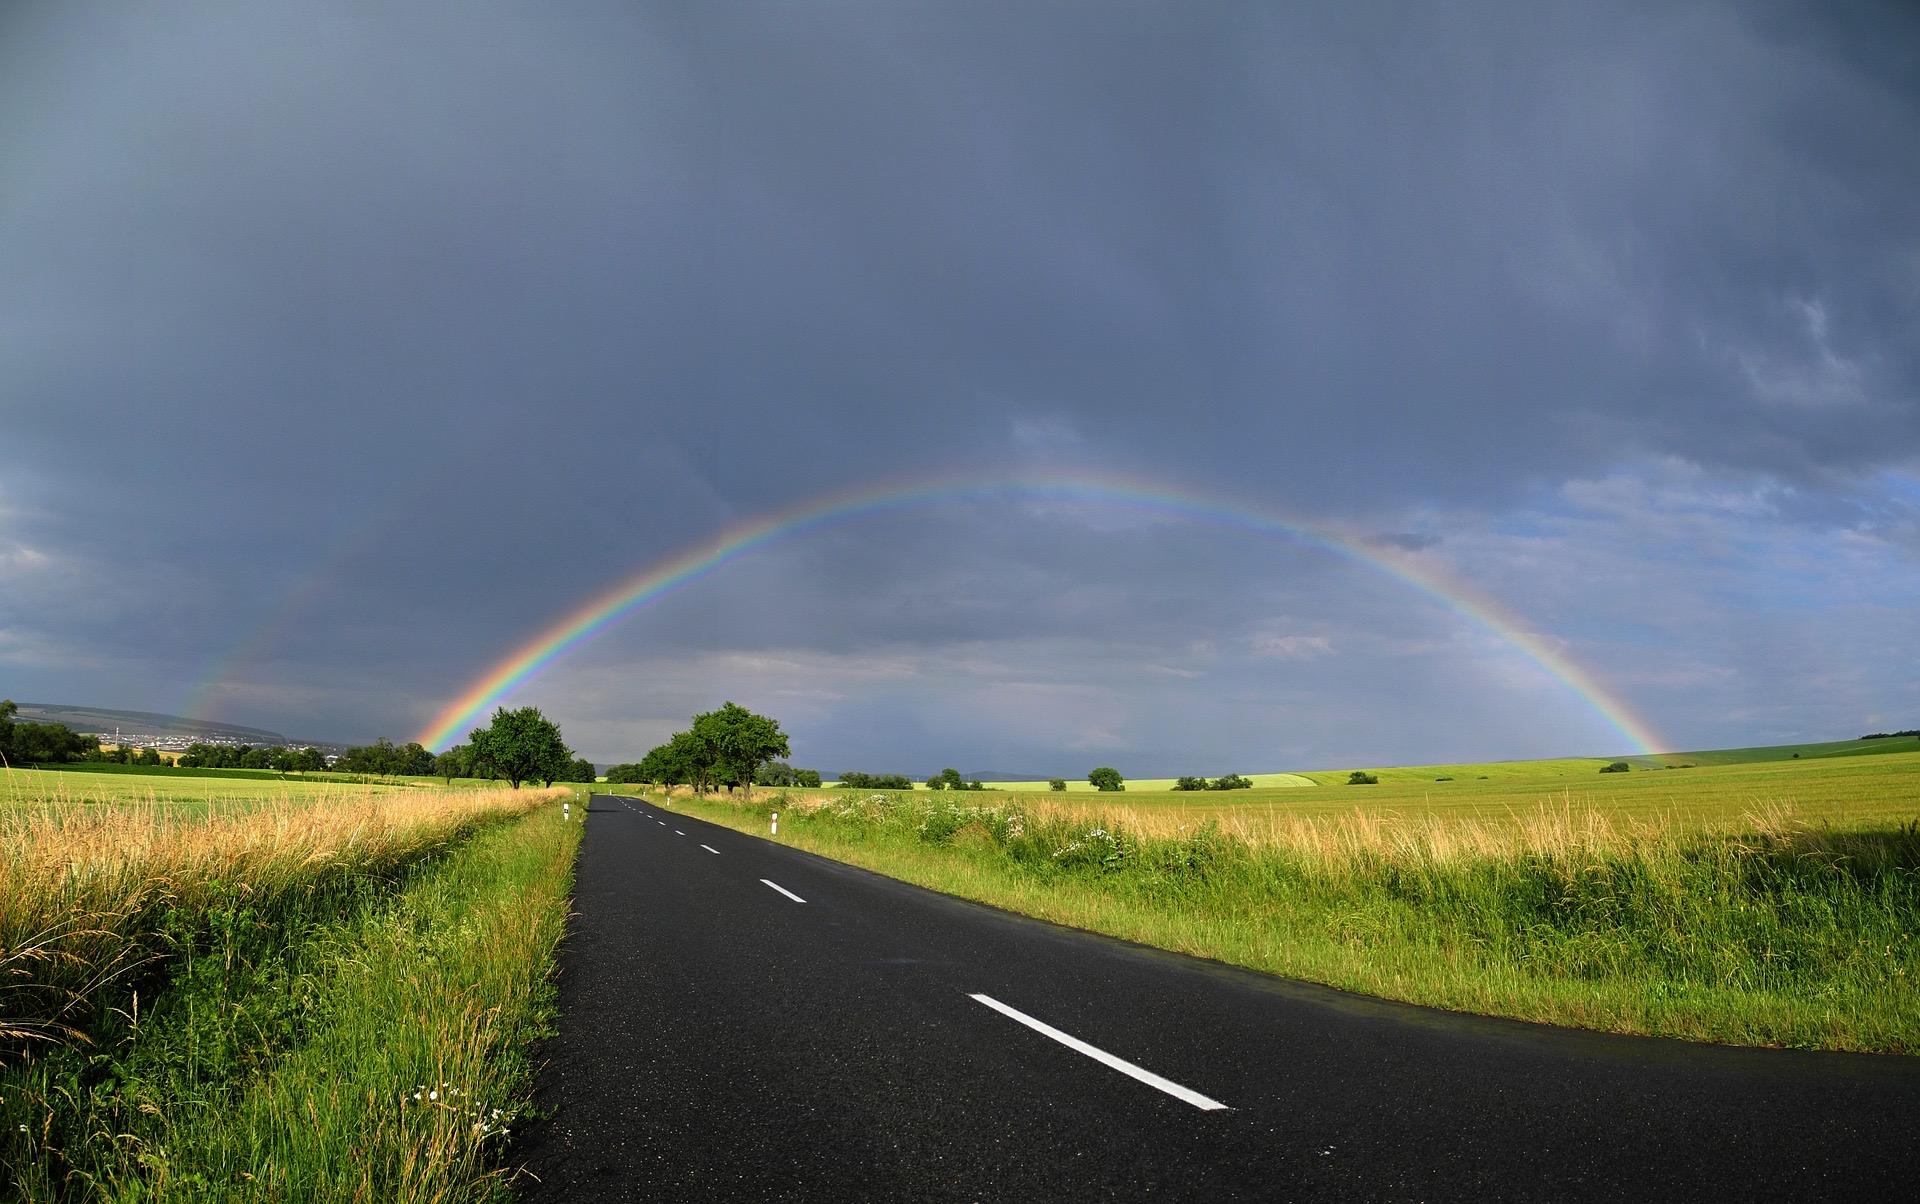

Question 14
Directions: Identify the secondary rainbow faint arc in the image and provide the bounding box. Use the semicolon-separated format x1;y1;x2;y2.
415;472;1666;754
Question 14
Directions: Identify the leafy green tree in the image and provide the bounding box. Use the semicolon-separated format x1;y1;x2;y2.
1173;776;1205;791
1346;770;1378;785
0;699;15;764
1208;774;1252;791
794;768;822;787
11;722;97;764
689;702;790;794
564;757;597;783
1599;761;1631;774
838;772;913;790
1048;778;1066;791
433;746;469;783
1088;767;1125;792
758;760;799;787
468;706;572;790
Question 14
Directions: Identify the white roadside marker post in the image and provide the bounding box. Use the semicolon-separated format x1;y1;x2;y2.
563;801;571;822
771;811;779;836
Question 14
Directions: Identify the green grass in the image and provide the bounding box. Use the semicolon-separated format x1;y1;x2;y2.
656;752;1920;1053
0;765;422;809
983;772;1318;792
1;789;578;1200
1029;750;1920;830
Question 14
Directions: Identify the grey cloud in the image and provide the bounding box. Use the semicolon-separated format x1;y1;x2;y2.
4;2;1917;764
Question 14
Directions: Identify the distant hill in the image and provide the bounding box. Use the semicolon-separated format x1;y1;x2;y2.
13;703;292;746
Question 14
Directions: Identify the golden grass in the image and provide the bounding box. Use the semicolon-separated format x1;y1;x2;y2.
0;785;564;1053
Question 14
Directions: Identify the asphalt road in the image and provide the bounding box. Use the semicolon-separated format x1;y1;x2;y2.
514;795;1920;1202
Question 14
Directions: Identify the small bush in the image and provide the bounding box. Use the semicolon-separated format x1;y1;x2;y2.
1600;761;1631;774
1347;771;1378;785
1048;779;1066;791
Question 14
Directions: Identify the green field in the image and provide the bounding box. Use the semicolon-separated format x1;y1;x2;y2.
1026;748;1920;832
667;738;1920;1053
0;764;421;808
984;771;1318;792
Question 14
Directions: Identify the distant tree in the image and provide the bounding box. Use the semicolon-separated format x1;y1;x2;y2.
433;746;469;783
1599;761;1631;774
11;722;97;764
838;772;913;790
1207;774;1252;791
1346;771;1378;785
1048;778;1066;791
1088;767;1125;792
133;746;165;767
925;773;946;790
564;757;597;783
794;768;822;787
293;746;326;772
0;699;15;764
926;767;966;791
468;706;571;790
687;703;789;794
757;760;800;787
1172;776;1205;791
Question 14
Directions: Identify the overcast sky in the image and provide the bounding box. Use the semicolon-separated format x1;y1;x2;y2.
4;1;1917;773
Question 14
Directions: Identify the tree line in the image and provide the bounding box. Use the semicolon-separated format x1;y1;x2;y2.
180;742;327;771
1172;774;1252;791
604;702;796;792
0;700;104;764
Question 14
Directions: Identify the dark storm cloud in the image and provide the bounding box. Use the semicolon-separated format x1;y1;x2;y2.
3;1;1916;758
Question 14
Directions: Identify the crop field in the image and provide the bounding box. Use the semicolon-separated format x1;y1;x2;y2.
985;771;1318;792
1028;748;1920;833
0;771;581;1200
0;764;422;811
670;742;1920;1053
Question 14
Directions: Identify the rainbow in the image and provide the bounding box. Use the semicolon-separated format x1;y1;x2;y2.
413;471;1666;755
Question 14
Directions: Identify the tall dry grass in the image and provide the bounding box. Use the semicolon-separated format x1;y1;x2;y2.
0;786;562;1056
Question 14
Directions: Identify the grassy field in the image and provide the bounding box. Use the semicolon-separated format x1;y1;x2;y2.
984;771;1318;792
1029;749;1920;831
890;734;1920;793
0;764;423;809
0;773;581;1200
656;744;1920;1053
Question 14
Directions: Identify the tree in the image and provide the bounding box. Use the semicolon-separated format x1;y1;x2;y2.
1208;774;1252;791
1173;776;1206;791
689;702;789;794
1346;771;1378;785
1048;778;1066;791
432;746;469;783
794;768;822;787
0;699;15;764
10;721;97;763
1088;767;1125;792
564;757;597;783
758;760;799;787
468;706;572;790
1599;761;1630;774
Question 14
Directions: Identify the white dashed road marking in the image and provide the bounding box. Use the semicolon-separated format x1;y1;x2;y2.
760;879;806;903
967;993;1228;1111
